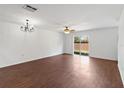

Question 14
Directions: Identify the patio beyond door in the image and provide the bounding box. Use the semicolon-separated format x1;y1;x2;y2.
74;36;89;56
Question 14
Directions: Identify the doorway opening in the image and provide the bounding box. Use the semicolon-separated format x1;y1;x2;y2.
74;36;89;56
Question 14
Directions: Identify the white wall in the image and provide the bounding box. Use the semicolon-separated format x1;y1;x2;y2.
0;19;118;68
0;21;64;68
118;8;124;84
64;33;74;54
64;27;118;61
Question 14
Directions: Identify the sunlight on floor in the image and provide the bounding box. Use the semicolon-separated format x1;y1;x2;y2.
72;55;91;82
74;55;90;64
80;56;90;64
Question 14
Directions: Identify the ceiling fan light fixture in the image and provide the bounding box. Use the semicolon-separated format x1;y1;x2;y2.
64;30;70;34
64;26;70;34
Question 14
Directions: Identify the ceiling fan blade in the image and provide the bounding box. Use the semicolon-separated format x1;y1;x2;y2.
70;29;75;32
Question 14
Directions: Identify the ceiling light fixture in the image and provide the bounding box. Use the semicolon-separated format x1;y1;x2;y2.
20;19;34;32
64;27;70;34
64;26;75;34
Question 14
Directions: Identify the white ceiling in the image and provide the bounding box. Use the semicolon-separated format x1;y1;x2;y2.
0;4;123;32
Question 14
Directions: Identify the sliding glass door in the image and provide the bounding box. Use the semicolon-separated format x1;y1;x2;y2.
74;36;89;56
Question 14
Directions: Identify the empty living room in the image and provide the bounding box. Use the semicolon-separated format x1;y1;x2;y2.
1;1;124;91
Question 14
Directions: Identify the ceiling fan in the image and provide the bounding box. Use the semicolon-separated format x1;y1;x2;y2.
64;26;75;34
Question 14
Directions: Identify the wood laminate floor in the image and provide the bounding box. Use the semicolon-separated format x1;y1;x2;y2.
0;54;123;88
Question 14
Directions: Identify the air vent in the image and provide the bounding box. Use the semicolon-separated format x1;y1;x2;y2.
23;5;37;12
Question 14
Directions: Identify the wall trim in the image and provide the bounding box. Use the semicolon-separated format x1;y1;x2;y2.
89;55;118;62
0;53;63;69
